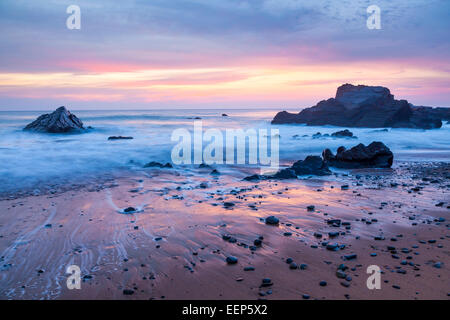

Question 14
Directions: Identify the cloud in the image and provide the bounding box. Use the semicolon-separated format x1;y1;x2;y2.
0;0;449;108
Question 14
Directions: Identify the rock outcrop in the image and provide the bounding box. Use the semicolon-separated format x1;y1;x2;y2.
243;155;331;181
143;161;173;168
291;156;332;176
322;141;393;168
24;106;85;133
244;141;394;181
272;84;444;129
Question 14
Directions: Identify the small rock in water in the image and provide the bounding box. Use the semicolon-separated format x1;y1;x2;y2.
210;169;220;175
108;136;133;140
123;207;136;213
307;205;315;211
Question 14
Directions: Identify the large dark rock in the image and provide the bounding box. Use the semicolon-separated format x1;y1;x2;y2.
272;168;297;179
24;106;85;133
272;84;443;129
430;107;450;121
322;141;393;168
291;156;331;176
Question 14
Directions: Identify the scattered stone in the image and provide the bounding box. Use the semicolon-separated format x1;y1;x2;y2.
123;289;134;295
226;256;238;264
265;216;279;225
223;202;235;208
336;270;347;279
261;278;273;287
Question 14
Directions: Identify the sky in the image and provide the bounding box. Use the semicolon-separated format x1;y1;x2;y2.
0;0;449;110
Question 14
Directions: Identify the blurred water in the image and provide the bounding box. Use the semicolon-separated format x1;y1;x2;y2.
0;108;449;193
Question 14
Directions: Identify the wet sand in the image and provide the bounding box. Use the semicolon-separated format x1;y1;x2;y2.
0;162;449;300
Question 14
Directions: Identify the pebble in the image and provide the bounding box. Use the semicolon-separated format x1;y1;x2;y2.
344;254;357;260
226;256;238;264
261;278;273;287
265;216;279;225
123;289;134;295
336;270;347;279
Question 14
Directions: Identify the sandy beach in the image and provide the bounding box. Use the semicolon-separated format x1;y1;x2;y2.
0;161;448;300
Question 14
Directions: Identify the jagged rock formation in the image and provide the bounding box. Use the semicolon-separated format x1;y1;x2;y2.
272;84;444;129
24;106;85;133
322;141;393;169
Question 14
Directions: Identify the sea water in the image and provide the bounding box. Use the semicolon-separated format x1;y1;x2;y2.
0;109;449;193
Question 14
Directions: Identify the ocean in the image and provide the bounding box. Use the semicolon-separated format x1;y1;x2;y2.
0;109;449;193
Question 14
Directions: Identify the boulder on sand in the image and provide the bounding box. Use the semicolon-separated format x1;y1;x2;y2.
322;141;393;168
272;84;443;129
24;106;85;133
243;155;331;181
291;156;331;176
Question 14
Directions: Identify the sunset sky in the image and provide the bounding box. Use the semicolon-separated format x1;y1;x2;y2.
0;0;449;110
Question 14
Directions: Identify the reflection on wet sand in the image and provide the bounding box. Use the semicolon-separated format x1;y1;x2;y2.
0;162;448;299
